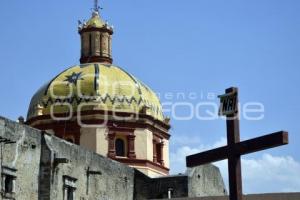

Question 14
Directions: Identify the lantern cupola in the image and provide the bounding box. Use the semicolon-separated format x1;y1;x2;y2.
78;6;113;64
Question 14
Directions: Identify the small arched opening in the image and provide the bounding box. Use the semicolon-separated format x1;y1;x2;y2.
115;138;125;157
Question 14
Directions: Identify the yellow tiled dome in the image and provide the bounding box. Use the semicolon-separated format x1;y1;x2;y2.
27;63;164;121
85;12;106;28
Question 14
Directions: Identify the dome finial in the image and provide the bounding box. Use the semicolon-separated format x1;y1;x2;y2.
93;0;101;14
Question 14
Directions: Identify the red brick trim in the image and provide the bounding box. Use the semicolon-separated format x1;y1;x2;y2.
79;27;113;35
127;134;136;159
26;110;171;139
80;56;113;64
107;132;116;158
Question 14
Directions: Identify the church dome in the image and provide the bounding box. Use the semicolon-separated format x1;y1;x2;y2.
27;63;164;122
25;3;171;178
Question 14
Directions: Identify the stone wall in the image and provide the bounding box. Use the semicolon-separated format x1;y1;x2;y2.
0;117;134;200
134;165;226;199
42;133;135;200
0;116;42;200
135;171;189;199
187;165;227;197
0;116;227;200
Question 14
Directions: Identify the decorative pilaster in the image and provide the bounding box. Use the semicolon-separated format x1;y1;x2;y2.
153;139;157;163
158;141;165;166
108;132;116;158
127;134;136;159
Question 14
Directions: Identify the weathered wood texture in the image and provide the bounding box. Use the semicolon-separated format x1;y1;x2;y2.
186;131;288;167
186;87;289;200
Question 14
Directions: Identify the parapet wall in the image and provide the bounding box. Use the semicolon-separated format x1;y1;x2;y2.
0;117;135;200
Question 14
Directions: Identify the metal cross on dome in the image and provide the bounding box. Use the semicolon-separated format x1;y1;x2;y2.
94;0;102;12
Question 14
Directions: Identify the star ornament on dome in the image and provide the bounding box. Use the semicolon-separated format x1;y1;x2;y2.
64;72;84;86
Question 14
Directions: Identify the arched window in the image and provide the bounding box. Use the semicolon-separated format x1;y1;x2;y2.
115;138;125;157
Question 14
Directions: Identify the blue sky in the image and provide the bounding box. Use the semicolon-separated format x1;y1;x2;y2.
0;0;300;194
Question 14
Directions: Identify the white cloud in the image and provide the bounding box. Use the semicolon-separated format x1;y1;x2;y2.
170;137;226;174
242;154;300;193
170;137;300;193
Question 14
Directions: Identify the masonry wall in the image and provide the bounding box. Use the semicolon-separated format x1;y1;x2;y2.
42;131;135;200
188;165;227;197
0;117;135;200
0;117;227;200
134;170;189;199
0;116;42;200
134;165;226;199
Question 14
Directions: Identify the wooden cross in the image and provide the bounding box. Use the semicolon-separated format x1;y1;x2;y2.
186;87;289;200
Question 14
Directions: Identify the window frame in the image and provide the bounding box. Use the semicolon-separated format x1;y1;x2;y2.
63;175;77;200
1;166;17;199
